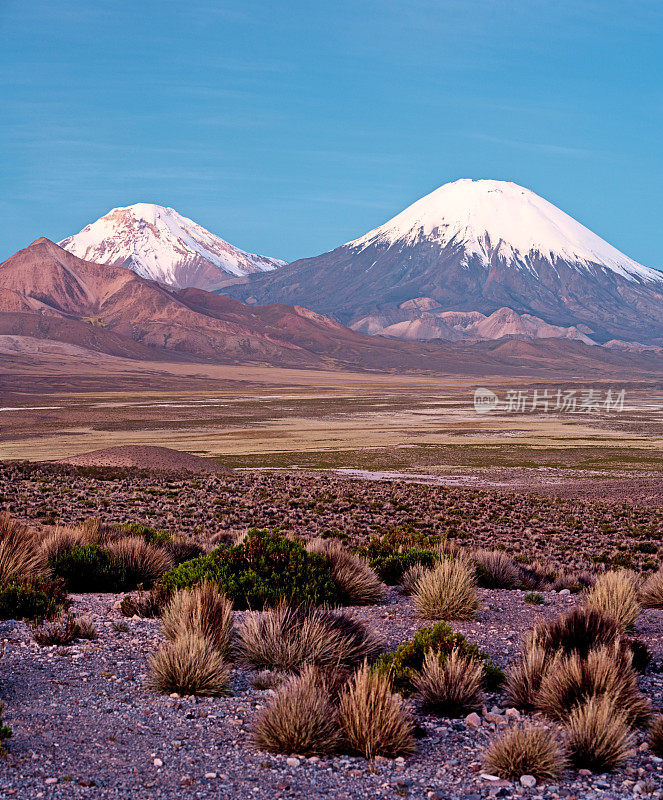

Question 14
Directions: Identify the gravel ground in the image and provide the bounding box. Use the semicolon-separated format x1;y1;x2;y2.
1;589;661;800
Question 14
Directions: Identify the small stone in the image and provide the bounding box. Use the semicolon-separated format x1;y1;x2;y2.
578;768;592;777
395;756;406;764
308;756;320;763
520;775;537;788
44;778;58;785
204;773;217;779
153;758;163;767
465;712;482;727
480;773;500;781
286;757;300;768
505;708;520;719
559;589;571;596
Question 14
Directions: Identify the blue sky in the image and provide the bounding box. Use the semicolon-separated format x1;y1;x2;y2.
1;0;662;266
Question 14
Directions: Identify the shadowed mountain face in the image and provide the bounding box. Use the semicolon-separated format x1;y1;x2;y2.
222;180;663;346
1;237;662;378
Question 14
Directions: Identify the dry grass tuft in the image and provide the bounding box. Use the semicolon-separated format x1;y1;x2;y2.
584;570;640;630
253;665;340;755
0;513;47;584
413;558;479;620
413;647;484;717
639;569;663;609
40;526;88;563
506;641;554;711
472;549;520;589
307;539;385;605
650;715;663;757
106;536;173;587
526;607;621;660
565;696;634;772
32;614;97;646
162;584;233;653
236;604;381;673
250;669;289;690
536;644;650;726
401;564;430;596
338;662;415;759
149;633;230;696
482;723;566;780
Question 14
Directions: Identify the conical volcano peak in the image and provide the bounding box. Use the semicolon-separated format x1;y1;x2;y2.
350;178;660;284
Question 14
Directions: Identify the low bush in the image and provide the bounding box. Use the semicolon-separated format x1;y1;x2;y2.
306;539;384;605
353;534;440;585
482;724;565;780
565;696;633;772
120;586;168;618
536;645;650;726
413;647;484;717
639;568;663;609
253;665;340;755
32;614;97;646
237;604;381;673
584;570;640;630
338;662;415;759
149;633;231;696
374;622;504;694
160;529;341;609
400;564;430;596
413;558;479;620
472;550;520;589
0;577;68;621
0;702;11;755
650;715;663;757
162;584;233;653
49;544;127;592
106;537;173;588
524;592;544;605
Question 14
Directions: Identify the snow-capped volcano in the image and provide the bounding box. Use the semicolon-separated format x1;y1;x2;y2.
351;179;662;285
59;203;285;291
224;179;663;346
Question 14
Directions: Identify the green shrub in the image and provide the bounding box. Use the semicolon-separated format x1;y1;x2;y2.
374;622;504;693
0;577;68;621
160;529;341;609
352;531;441;585
0;703;11;754
49;544;127;592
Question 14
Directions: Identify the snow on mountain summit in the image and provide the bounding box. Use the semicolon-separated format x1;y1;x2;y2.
351;179;662;284
59;203;285;291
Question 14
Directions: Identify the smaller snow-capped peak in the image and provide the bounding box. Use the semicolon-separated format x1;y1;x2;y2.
59;203;285;290
349;179;663;285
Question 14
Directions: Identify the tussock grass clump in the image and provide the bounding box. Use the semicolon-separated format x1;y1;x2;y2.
307;539;385;605
400;564;429;596
413;558;479;620
32;614;97;646
585;570;640;630
565;696;634;772
413;647;484;717
472;549;520;589
482;724;566;780
149;633;230;696
338;663;415;759
0;513;46;584
106;536;173;588
40;525;89;563
253;665;340;755
527;607;621;660
649;716;663;757
506;642;554;711
250;669;288;690
236;604;381;673
162;584;233;653
639;568;663;609
536;645;650;726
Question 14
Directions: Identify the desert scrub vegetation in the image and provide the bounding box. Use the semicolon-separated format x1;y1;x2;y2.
236;604;380;674
505;641;551;711
338;663;415;759
413;647;484;717
162;584;233;654
564;696;634;772
352;530;441;585
584;569;640;630
0;576;68;621
650;716;663;758
31;614;97;646
0;702;11;755
412;558;479;620
306;539;385;605
0;513;47;584
639;567;663;608
375;622;503;694
482;724;565;780
253;665;340;755
160;529;341;609
105;537;173;587
472;549;520;589
149;632;231;696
